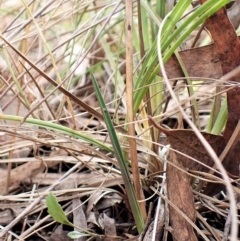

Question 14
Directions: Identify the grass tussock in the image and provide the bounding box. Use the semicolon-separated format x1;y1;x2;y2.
0;0;239;240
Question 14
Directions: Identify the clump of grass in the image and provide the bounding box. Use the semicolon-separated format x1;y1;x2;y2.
0;0;236;240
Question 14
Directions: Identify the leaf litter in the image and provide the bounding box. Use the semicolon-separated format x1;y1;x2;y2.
0;0;240;240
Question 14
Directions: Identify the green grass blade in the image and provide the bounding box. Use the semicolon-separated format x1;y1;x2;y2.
133;0;230;114
210;98;227;135
162;0;231;61
134;0;192;113
160;0;192;45
0;114;113;153
90;70;144;233
156;0;166;19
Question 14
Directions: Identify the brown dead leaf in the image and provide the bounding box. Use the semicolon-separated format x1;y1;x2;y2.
198;1;240;142
200;0;240;191
102;213;118;241
0;160;59;195
150;117;240;196
167;151;198;241
165;44;223;79
150;3;240;199
49;225;72;241
163;35;240;80
157;127;224;172
72;198;87;241
154;121;228;188
87;211;100;228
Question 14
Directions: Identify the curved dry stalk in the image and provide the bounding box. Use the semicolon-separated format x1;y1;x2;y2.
125;0;147;221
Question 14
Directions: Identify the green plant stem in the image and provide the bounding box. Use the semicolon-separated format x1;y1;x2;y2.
90;71;144;233
0;114;113;153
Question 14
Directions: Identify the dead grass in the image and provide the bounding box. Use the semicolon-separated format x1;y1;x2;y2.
0;0;239;240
